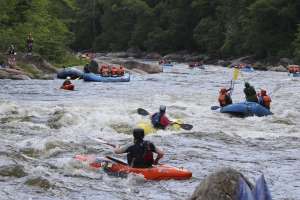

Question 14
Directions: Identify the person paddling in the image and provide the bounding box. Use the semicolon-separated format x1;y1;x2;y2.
244;82;258;102
62;76;72;86
258;89;271;110
218;87;232;107
114;128;164;168
151;105;171;129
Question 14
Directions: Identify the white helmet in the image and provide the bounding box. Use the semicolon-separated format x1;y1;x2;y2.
66;76;71;80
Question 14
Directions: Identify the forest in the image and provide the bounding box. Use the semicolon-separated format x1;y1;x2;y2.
1;0;300;62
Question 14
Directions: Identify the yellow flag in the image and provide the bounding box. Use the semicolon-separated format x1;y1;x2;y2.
233;68;239;80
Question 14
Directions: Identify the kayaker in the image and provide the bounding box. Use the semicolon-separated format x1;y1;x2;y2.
218;87;232;107
244;82;258;102
151;105;171;129
114;128;164;168
258;89;271;110
62;76;72;86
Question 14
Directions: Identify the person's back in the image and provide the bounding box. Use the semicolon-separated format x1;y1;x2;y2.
151;105;171;129
258;90;271;109
114;128;164;168
62;77;72;86
218;88;232;107
244;82;258;102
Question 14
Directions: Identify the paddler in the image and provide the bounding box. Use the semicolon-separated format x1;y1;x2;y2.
151;105;171;129
244;82;258;102
218;87;232;107
62;76;72;86
114;128;164;168
258;89;271;110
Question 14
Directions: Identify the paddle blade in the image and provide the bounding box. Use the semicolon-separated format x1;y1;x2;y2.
179;123;193;130
211;106;220;110
137;108;150;116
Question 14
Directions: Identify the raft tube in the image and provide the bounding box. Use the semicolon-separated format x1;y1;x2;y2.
75;155;192;181
220;102;272;117
289;72;300;77
57;67;84;79
240;66;254;72
83;72;130;82
60;84;74;91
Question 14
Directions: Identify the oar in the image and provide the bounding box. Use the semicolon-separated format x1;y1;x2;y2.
211;106;220;110
137;108;193;130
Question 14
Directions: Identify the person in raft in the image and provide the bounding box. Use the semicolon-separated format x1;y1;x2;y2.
244;82;258;102
258;89;272;110
62;76;72;86
114;128;164;168
218;87;232;107
151;105;171;129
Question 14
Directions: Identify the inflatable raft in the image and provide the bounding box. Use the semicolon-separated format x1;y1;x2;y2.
57;67;84;79
137;119;182;135
75;155;192;181
289;72;300;77
240;66;254;72
60;84;74;91
220;102;272;117
83;72;130;82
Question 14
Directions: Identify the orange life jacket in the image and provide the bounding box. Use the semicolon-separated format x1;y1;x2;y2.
100;65;110;76
262;95;271;108
111;66;118;76
118;66;125;76
288;65;300;73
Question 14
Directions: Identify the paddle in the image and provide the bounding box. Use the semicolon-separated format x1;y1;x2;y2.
137;108;193;130
211;106;220;110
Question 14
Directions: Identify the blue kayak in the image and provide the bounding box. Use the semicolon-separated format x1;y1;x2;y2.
83;72;130;82
57;67;84;79
220;102;272;117
241;66;255;72
289;72;300;77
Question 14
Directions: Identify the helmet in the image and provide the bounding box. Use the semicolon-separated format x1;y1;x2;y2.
133;128;144;140
159;105;166;113
245;82;250;88
220;88;227;94
66;76;71;80
261;89;267;96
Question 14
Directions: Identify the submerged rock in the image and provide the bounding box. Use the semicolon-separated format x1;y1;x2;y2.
189;168;253;200
0;164;27;178
25;177;52;190
268;65;287;72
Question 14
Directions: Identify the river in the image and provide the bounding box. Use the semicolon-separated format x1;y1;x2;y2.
0;63;299;199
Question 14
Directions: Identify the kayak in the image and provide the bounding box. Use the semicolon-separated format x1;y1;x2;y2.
75;154;192;181
137;119;182;135
220;102;272;117
240;66;254;72
60;84;74;91
83;72;130;82
289;72;300;77
57;67;84;79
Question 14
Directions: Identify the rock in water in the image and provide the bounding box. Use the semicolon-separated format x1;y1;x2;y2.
189;168;253;200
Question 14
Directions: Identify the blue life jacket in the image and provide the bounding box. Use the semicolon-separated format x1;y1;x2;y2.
151;112;163;128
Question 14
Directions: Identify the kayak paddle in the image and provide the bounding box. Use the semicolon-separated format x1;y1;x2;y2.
211;106;220;110
106;155;127;165
137;108;193;130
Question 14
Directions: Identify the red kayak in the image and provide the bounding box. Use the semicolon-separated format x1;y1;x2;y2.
61;84;74;91
75;155;192;181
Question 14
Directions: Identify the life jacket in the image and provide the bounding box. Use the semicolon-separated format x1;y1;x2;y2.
127;141;154;168
100;65;110;76
117;66;125;76
218;93;232;107
151;113;163;129
288;65;300;73
111;66;118;76
259;95;271;109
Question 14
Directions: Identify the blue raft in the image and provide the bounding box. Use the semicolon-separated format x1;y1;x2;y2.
241;66;255;72
57;67;84;79
83;72;130;82
220;102;272;117
289;72;300;77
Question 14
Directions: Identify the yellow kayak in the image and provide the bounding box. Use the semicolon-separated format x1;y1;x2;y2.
137;119;182;135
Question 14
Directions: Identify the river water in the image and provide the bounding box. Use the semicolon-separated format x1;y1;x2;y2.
0;63;299;200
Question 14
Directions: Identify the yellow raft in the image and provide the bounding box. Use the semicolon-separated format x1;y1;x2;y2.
137;119;182;135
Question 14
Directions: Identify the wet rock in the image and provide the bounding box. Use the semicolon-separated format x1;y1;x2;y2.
25;177;51;190
268;65;287;72
217;60;231;67
126;47;143;58
121;60;162;74
0;164;27;178
189;168;253;200
0;68;31;80
279;58;293;66
144;52;162;60
106;52;128;58
163;53;184;62
253;62;268;71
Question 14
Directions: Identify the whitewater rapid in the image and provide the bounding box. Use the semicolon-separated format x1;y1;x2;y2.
0;63;299;199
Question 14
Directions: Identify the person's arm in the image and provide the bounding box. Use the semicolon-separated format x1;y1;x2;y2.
153;146;164;164
114;144;130;154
